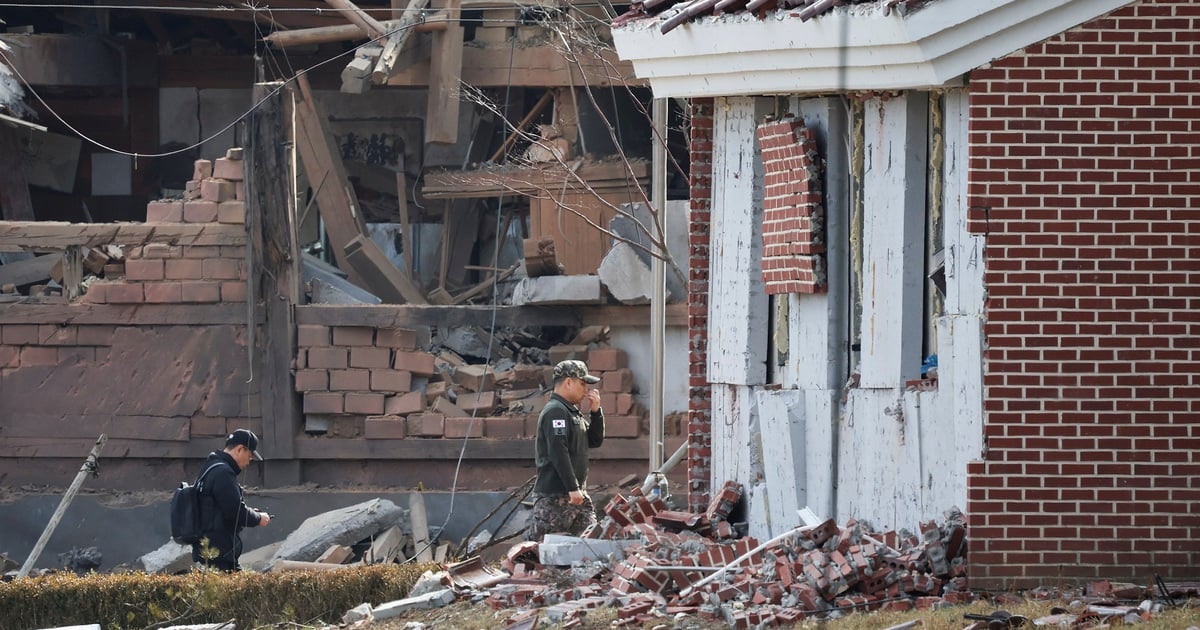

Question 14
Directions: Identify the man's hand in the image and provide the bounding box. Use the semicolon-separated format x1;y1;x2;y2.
258;512;271;526
584;389;602;413
568;489;586;505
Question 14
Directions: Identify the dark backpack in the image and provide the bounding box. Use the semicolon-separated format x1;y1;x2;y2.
170;462;226;545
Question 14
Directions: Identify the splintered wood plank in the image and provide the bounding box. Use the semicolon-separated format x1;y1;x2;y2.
0;221;246;251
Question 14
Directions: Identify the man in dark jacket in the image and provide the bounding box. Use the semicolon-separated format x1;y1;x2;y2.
527;360;605;540
192;429;271;571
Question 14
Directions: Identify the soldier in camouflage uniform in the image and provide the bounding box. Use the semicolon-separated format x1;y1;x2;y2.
526;360;605;540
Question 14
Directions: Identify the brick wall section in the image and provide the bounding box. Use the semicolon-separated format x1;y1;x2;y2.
965;0;1200;587
687;99;715;513
83;154;247;305
295;331;661;443
755;115;826;294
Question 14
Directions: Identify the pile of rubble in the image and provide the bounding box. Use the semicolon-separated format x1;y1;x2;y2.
362;481;969;628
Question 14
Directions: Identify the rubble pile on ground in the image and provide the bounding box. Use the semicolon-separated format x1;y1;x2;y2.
468;482;971;628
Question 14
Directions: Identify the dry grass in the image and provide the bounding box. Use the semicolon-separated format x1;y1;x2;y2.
372;597;1200;630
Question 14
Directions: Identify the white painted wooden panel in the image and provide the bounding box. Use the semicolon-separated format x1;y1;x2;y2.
803;389;837;520
710;384;761;505
859;94;927;389
756;389;807;536
779;97;851;391
941;88;986;315
708;97;769;387
836;389;920;529
939;314;984;504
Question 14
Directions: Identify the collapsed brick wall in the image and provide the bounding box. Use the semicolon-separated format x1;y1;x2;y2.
687;99;715;513
0;152;260;489
294;329;677;443
83;155;248;306
966;0;1200;587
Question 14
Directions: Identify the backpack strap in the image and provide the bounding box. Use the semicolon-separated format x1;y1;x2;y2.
194;462;230;492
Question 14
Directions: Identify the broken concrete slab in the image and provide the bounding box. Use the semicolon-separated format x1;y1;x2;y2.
538;534;642;566
139;540;193;574
364;525;406;564
240;541;283;572
598;241;653;305
371;588;457;620
610;201;687;301
511;275;603;305
270;498;407;563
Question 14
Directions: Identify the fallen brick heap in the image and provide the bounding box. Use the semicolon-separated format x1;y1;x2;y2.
487;481;970;628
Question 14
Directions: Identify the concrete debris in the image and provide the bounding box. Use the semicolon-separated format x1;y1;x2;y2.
408;569;451;598
270;498;408;564
371;588;457;620
34;625;102;630
342;602;374;625
598;242;653;305
138;541;193;575
510;275;603;305
538;534;642;566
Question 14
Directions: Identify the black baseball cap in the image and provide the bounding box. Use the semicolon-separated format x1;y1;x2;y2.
226;429;264;461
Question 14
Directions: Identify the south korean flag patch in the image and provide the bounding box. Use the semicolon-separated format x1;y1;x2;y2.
552;419;568;436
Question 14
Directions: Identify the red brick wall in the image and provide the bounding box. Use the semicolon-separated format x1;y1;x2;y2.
966;0;1200;587
687;99;715;512
755;115;826;294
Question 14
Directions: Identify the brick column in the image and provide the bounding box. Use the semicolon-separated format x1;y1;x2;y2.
687;99;715;512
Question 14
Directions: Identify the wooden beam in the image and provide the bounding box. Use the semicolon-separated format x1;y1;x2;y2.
372;0;432;85
263;17;446;48
421;160;650;199
249;81;302;469
291;74;368;279
424;0;463;144
0;221;245;252
0;303;253;325
0;415;188;441
343;234;429;304
295;303;686;328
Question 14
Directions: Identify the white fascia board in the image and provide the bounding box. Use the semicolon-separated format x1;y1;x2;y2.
612;0;1137;98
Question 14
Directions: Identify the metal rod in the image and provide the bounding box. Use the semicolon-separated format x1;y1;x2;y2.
649;97;668;478
18;434;107;578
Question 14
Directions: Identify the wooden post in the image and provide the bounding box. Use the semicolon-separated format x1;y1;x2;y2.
248;82;302;484
17;434;107;579
425;0;464;144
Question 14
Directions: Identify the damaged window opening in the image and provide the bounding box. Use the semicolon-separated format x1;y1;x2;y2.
844;91;943;389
